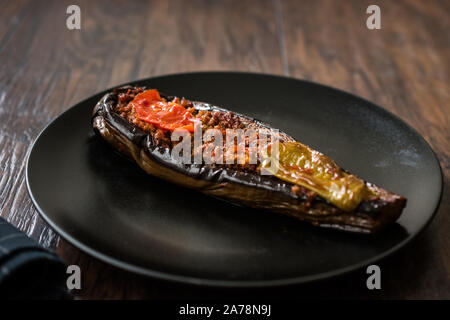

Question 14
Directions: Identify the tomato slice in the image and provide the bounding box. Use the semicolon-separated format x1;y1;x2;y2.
130;89;199;132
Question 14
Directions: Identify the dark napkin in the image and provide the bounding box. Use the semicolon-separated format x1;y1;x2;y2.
0;217;70;299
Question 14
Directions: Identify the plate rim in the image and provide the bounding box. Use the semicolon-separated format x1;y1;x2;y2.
26;71;444;287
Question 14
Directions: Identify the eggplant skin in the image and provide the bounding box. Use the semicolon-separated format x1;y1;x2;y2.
92;86;406;234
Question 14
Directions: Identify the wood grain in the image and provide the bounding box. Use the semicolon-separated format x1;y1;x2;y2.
0;0;448;299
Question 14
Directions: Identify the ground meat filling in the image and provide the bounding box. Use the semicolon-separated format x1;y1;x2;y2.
114;88;267;172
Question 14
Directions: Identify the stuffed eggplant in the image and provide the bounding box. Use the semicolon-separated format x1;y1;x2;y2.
92;86;406;234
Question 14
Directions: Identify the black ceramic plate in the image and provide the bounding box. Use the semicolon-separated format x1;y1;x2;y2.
27;72;442;286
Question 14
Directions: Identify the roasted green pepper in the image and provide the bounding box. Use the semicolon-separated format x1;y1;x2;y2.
261;141;370;211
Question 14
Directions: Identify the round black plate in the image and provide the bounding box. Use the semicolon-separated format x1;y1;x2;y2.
27;72;442;286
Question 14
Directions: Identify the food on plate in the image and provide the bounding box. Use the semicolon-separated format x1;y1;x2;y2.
92;86;406;233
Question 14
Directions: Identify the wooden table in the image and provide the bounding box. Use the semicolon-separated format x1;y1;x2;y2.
1;0;448;299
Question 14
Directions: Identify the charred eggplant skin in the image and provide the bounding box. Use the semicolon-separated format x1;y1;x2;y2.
92;86;406;234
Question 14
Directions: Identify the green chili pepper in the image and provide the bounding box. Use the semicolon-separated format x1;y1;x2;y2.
261;141;370;211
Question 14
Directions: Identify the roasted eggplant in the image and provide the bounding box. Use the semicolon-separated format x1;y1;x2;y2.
92;86;406;234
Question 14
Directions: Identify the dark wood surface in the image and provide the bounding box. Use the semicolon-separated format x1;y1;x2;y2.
1;0;448;299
